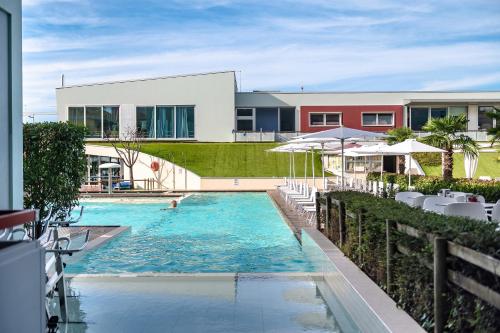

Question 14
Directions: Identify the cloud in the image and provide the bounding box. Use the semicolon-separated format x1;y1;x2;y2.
21;0;500;119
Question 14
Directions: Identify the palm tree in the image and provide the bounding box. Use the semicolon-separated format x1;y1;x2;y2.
387;127;415;174
420;114;479;180
486;107;500;147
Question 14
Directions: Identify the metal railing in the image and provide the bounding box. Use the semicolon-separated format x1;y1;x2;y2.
233;131;304;142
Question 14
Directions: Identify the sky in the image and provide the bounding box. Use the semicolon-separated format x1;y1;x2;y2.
23;0;500;122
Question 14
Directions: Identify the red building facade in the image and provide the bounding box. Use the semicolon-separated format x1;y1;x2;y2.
300;105;404;132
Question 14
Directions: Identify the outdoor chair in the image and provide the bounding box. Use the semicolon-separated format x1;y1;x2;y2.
395;191;423;206
443;203;488;221
453;194;485;203
411;195;437;208
422;196;456;214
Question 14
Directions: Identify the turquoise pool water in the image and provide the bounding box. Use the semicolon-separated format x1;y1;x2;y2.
67;193;321;273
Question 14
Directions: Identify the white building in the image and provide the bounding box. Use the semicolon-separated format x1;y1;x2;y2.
57;71;500;143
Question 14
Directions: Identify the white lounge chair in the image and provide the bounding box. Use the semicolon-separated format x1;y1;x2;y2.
491;203;500;224
443;203;488;221
422;196;456;214
453;194;485;203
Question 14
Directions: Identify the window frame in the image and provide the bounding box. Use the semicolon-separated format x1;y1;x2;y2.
361;112;395;127
478;105;496;130
308;112;342;127
67;105;120;139
235;107;255;131
409;105;469;131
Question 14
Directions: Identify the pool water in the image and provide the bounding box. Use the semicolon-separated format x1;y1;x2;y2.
67;193;322;273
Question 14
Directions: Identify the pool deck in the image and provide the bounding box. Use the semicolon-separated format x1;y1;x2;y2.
267;190;309;240
268;189;424;333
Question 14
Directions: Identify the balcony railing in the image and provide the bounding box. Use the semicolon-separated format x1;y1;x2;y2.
414;130;491;142
233;131;305;142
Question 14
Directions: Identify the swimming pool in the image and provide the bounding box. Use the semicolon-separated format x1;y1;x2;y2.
67;193;325;273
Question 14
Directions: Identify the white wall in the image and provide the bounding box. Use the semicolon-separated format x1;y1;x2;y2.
57;71;236;142
85;145;201;190
0;0;22;209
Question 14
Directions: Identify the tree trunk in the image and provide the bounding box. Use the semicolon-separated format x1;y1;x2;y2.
129;165;135;189
397;155;405;175
442;150;453;180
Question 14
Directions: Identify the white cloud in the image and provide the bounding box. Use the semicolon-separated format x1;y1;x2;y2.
422;73;500;91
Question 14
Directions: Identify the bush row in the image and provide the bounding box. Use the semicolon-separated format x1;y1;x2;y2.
366;172;500;202
323;191;500;332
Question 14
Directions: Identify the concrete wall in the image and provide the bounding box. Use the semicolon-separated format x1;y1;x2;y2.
57;71;236;142
0;0;22;209
85;145;201;190
199;177;326;191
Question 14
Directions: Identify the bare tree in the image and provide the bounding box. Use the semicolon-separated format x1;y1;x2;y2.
139;153;174;190
106;128;142;189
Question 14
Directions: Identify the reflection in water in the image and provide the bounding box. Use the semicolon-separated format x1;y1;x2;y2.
58;274;356;333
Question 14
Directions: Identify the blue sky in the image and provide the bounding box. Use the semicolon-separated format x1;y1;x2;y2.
23;0;500;121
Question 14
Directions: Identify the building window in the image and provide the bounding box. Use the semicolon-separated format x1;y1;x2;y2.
156;106;174;138
136;106;155;138
478;106;494;130
309;113;341;126
68;107;84;126
410;106;468;131
362;113;394;126
279;107;295;131
236;108;254;131
176;106;195;138
85;106;102;138
103;106;119;137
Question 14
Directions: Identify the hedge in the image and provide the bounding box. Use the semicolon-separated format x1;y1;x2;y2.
366;172;500;202
322;191;500;332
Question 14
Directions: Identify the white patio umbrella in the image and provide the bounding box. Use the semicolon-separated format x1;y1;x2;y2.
383;139;445;187
99;162;121;194
464;154;479;179
290;127;387;190
352;143;400;182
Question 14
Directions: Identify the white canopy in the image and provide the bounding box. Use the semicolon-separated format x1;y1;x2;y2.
288;127;387;189
98;162;121;169
383;139;445;154
379;139;445;187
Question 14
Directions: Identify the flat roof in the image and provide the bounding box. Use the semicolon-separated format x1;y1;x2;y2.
237;90;500;94
57;70;236;89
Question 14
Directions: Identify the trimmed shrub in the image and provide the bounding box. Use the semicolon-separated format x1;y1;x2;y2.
367;172;500;202
24;122;86;220
323;191;500;332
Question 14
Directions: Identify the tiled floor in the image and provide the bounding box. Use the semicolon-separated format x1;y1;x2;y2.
55;274;354;333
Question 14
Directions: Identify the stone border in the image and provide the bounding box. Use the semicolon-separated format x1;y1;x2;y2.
85;226;130;251
303;228;425;333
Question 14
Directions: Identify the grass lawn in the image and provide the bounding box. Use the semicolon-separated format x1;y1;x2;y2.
421;152;500;178
94;142;323;177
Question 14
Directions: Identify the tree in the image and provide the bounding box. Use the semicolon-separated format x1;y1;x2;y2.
386;127;415;174
24;122;86;222
486;107;500;147
106;128;142;189
420;114;479;180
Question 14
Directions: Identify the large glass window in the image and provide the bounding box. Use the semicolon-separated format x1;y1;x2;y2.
237;120;253;131
410;107;430;130
478;106;494;130
279;107;295;131
68;107;84;126
156;106;174;138
176;106;194;138
85;106;102;138
430;107;447;119
136;106;155;138
449;106;467;117
103;106;119;137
